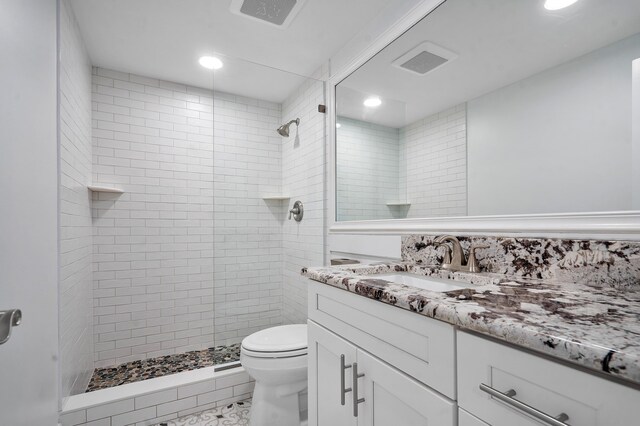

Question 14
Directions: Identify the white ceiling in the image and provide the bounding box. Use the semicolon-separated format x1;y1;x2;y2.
69;0;391;103
337;0;640;128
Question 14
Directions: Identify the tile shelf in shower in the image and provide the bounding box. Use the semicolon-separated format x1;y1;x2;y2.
261;195;290;200
87;185;124;194
386;201;411;206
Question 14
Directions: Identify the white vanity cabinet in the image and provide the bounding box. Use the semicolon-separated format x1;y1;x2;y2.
306;280;640;426
308;321;456;426
307;281;457;426
457;332;640;426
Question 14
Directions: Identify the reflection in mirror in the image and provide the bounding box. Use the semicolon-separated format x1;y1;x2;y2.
335;0;640;221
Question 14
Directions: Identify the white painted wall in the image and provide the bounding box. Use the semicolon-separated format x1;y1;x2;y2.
336;117;400;221
281;73;327;325
468;34;640;216
0;0;59;424
59;0;94;400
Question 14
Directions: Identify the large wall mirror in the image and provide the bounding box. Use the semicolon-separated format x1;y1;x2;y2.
335;0;640;222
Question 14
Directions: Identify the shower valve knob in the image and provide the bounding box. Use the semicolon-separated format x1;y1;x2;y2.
289;201;304;222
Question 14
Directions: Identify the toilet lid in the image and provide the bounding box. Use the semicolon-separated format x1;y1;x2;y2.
241;324;307;353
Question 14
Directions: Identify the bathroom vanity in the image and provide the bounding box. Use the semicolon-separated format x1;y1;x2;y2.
302;259;640;426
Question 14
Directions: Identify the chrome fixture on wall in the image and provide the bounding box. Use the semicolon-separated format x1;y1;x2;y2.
0;309;22;345
277;118;300;137
289;200;304;221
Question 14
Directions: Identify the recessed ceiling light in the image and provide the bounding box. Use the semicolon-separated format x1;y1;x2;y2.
199;56;223;70
336;123;342;129
363;97;382;107
544;0;579;10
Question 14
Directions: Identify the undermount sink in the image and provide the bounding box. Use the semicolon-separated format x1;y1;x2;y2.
375;272;471;292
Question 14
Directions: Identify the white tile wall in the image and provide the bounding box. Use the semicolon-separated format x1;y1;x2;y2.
91;67;293;362
59;0;94;400
60;368;253;426
91;68;216;366
336;117;401;221
399;103;467;217
281;74;327;325
212;92;284;345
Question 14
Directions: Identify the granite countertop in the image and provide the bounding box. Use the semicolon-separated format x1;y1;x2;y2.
301;262;640;386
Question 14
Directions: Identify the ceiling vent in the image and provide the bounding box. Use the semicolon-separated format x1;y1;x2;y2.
392;42;458;76
230;0;307;28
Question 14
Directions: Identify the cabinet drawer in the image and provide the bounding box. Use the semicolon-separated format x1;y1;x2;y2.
308;280;456;398
457;332;640;426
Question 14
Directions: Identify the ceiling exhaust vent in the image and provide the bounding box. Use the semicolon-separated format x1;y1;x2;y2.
230;0;307;28
392;42;458;76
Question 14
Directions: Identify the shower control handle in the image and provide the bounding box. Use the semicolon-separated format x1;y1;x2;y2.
289;200;304;222
0;309;22;345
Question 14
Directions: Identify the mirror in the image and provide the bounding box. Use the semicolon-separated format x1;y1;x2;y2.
335;0;640;221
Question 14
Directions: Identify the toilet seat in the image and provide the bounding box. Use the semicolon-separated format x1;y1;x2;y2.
241;324;307;359
242;346;307;358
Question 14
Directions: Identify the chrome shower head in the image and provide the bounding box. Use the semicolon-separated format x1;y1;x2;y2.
277;118;300;137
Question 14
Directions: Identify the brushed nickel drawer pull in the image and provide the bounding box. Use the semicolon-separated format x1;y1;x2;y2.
340;354;352;405
480;383;570;426
352;362;365;417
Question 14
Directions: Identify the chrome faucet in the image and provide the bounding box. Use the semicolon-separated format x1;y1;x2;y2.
434;235;488;273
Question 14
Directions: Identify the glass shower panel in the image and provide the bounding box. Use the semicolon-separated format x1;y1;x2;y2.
211;55;325;366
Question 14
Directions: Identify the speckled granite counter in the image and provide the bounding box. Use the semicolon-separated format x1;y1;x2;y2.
301;262;640;386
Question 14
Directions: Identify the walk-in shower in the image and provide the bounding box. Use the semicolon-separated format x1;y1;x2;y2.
58;3;324;422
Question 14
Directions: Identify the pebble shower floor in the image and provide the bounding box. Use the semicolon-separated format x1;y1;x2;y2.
86;343;241;391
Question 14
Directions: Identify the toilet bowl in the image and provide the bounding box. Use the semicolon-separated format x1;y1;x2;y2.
241;324;308;426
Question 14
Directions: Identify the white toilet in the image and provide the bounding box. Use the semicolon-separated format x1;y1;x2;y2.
241;324;308;426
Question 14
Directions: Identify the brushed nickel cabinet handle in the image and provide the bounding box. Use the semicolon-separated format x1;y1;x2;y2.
480;383;570;426
340;354;352;405
352;362;365;417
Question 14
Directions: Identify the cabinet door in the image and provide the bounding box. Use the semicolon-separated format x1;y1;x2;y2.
459;409;490;426
308;320;358;426
356;349;456;426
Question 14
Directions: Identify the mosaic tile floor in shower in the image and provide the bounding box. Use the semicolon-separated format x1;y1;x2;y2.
86;343;241;392
157;400;251;426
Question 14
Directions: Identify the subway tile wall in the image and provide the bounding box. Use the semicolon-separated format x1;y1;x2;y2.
60;369;254;426
336;117;400;221
212;92;284;345
399;103;467;217
281;74;327;325
59;0;95;400
91;68;216;367
91;67;296;365
334;104;467;221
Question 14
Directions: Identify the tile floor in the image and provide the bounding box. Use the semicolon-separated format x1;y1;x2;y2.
158;400;251;426
87;343;241;391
